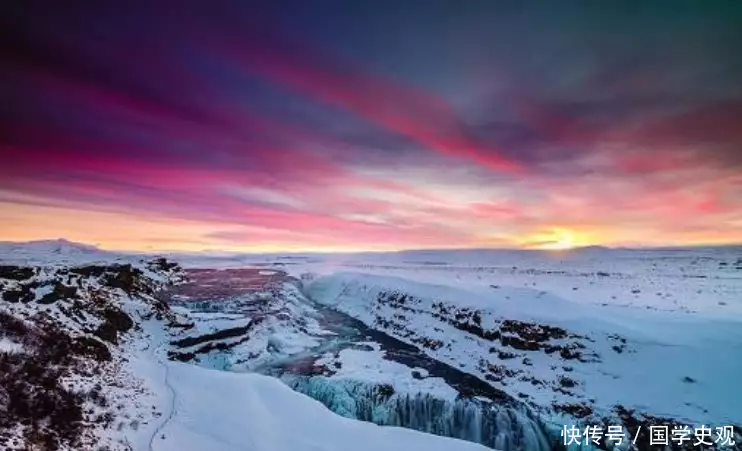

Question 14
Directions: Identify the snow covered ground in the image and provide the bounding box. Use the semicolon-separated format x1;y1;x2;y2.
152;362;488;451
312;342;460;400
0;242;496;451
259;248;742;445
173;247;742;433
105;313;492;451
307;272;742;426
160;246;742;448
3;240;741;450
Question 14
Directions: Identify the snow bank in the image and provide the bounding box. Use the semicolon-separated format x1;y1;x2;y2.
0;336;24;354
153;362;490;451
315;343;460;400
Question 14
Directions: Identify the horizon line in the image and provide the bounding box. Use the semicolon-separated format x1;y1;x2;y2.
3;237;742;257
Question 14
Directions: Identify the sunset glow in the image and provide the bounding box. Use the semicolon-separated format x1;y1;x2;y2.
1;3;741;252
532;229;577;251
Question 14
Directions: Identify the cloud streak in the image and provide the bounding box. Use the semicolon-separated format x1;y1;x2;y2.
1;1;740;251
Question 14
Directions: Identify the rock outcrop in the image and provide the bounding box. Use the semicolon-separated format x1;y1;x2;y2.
0;259;186;450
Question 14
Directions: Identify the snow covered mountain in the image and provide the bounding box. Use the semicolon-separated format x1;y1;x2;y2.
0;239;121;265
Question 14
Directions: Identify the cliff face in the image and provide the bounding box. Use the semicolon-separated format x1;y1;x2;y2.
0;258;186;451
306;272;742;451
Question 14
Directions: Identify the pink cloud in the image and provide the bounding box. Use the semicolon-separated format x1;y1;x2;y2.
208;34;523;174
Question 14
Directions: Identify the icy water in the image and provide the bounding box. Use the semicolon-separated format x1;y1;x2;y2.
263;301;515;402
171;270;560;451
263;297;557;451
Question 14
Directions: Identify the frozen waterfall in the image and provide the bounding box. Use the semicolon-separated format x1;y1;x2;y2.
282;375;560;451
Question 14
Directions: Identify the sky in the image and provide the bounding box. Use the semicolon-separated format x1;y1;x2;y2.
1;1;742;252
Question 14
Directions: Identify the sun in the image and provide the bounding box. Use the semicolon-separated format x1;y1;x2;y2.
528;228;577;250
545;229;575;250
